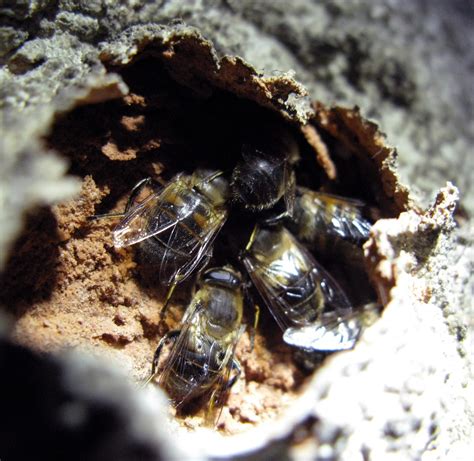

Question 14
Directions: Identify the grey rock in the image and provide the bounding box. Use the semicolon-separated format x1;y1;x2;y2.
0;27;29;57
1;0;472;210
0;337;197;461
0;1;472;461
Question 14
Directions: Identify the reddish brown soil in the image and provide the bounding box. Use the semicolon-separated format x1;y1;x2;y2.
0;58;311;434
0;57;388;434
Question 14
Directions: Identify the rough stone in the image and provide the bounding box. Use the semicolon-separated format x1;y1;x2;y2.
0;2;472;461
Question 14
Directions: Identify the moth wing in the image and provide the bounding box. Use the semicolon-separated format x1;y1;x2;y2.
156;208;228;285
283;312;361;352
205;325;245;428
243;252;303;332
158;301;207;407
244;234;352;332
113;183;193;247
299;188;372;243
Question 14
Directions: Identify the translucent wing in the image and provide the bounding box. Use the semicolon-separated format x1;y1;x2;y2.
283;311;361;352
155;207;228;285
244;229;352;334
283;302;381;352
314;260;353;314
297;188;372;245
113;178;194;248
205;325;245;427
158;301;212;408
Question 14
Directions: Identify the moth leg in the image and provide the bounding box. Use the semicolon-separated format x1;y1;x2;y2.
250;303;260;351
125;177;154;212
243;224;259;253
160;274;184;321
241;273;260;352
206;358;242;427
141;329;180;387
88;177;155;221
226;358;242;390
260;210;291;227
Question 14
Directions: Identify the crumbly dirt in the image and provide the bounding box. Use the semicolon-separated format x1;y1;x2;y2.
1;174;305;433
0;169;306;434
0;57;385;435
0;57;314;435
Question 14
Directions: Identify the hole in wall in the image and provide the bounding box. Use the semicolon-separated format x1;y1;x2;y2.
1;54;385;436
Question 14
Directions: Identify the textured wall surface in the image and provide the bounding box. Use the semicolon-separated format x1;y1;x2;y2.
1;1;472;460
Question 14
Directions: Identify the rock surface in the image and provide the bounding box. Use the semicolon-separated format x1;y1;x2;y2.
0;1;472;461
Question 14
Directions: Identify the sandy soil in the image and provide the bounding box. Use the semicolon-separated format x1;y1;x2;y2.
0;57;380;434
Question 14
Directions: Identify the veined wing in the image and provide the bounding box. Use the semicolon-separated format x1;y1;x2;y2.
157;208;228;285
307;189;367;208
243;253;296;332
205;324;245;427
283;300;382;354
244;239;352;332
113;180;194;248
312;263;352;314
297;238;353;317
283;310;361;352
283;302;381;352
299;188;372;244
158;301;211;408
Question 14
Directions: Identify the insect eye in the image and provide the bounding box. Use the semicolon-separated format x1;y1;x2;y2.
217;351;226;362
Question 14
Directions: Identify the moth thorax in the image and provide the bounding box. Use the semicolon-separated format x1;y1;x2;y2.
193;169;229;206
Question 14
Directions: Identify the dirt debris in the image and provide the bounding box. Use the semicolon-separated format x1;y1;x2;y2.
0;52;402;435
